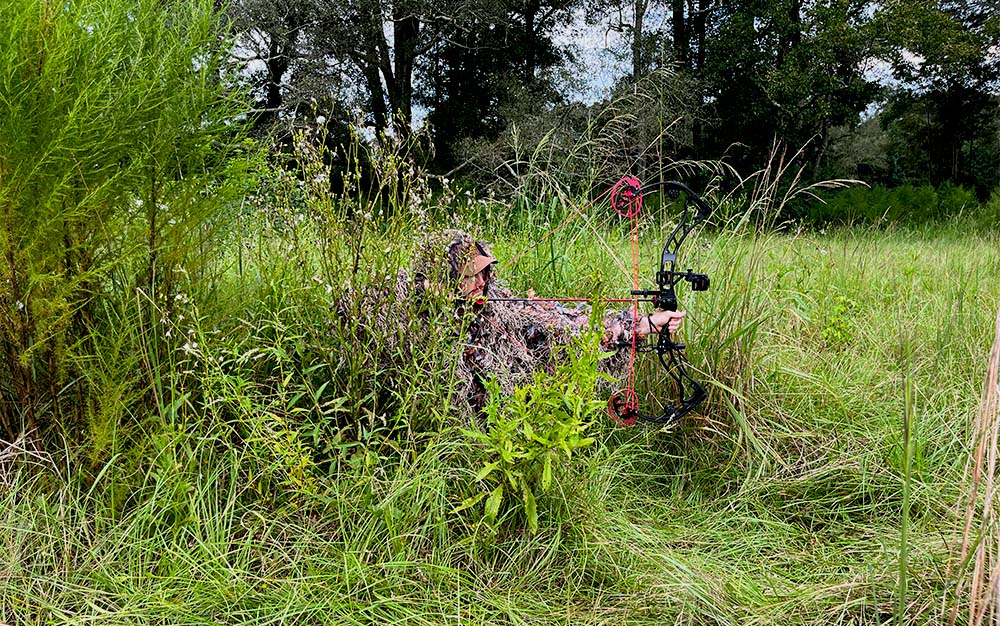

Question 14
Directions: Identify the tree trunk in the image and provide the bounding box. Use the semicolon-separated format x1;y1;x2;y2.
777;0;802;68
813;117;830;178
392;3;420;133
632;0;647;81
373;14;397;134
672;0;687;67
260;33;289;128
364;54;388;134
524;0;539;81
692;0;707;150
693;0;706;71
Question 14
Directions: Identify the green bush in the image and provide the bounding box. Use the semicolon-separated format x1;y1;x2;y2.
800;183;985;226
0;0;249;442
459;335;604;532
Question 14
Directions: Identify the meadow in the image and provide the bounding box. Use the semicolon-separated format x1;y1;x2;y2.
3;0;1000;622
3;161;999;624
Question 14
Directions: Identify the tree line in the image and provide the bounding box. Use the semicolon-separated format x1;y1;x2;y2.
228;0;1000;196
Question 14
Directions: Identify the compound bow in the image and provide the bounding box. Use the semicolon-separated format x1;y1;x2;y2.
490;177;714;427
605;178;712;427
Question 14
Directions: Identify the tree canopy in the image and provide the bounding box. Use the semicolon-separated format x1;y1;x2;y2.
225;0;1000;194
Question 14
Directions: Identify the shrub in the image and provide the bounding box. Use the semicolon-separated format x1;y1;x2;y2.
458;335;605;532
800;183;986;226
0;0;249;442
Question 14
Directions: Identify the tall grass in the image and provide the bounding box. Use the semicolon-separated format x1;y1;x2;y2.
950;301;1000;626
4;164;999;623
3;5;1000;622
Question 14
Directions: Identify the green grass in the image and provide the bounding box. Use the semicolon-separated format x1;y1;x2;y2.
4;1;996;622
2;216;997;625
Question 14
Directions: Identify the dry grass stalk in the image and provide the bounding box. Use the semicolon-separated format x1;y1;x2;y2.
950;300;1000;626
0;430;51;488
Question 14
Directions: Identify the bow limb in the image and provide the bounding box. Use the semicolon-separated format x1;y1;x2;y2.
633;330;707;424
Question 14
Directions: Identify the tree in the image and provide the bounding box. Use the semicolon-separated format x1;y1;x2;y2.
227;0;316;130
418;0;581;169
873;0;1000;194
228;0;462;135
586;0;668;81
700;0;877;174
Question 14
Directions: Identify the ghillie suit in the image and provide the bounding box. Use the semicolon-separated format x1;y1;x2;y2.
332;230;638;425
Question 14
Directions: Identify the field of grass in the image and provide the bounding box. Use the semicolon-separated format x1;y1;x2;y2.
2;198;998;624
3;1;1000;621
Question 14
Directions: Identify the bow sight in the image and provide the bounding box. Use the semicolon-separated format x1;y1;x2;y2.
632;269;710;310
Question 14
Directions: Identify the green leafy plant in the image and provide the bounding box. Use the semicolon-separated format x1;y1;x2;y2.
459;334;606;532
821;294;857;348
0;0;250;444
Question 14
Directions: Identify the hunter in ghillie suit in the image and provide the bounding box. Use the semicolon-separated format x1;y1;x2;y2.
332;229;685;423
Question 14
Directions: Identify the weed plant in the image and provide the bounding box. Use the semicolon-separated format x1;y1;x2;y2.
0;0;249;442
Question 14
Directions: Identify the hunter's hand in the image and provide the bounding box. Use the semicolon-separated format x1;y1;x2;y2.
639;310;686;337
